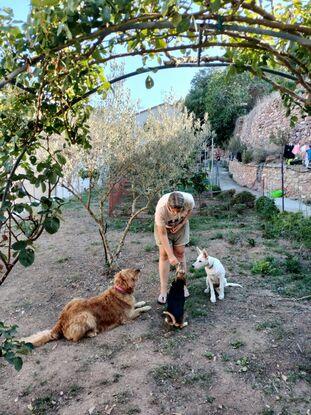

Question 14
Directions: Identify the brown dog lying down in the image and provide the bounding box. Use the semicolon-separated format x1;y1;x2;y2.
22;269;151;347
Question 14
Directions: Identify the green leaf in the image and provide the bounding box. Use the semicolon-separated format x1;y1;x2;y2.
13;356;23;371
18;248;35;267
43;216;60;234
56;153;66;166
101;6;111;22
171;13;182;26
155;38;167;49
210;0;222;12
13;204;24;214
177;17;190;33
32;0;60;7
216;15;224;31
57;23;64;37
145;75;154;89
12;240;28;251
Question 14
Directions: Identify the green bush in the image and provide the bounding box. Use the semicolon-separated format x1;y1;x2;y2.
242;149;253;164
226;231;239;245
216;189;236;201
232;191;256;208
207;184;221;192
200;205;230;219
232;203;247;214
256;196;279;219
275;213;311;249
251;257;279;276
177;171;209;195
284;255;302;274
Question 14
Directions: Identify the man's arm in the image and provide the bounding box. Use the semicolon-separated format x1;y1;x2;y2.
157;226;179;265
170;209;193;234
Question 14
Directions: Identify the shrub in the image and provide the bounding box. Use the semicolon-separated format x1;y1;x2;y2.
272;212;311;249
256;196;279;219
226;231;239;245
207;184;221;192
216;189;236;201
252;148;268;163
200;205;229;219
251;257;279;276
177;171;209;195
0;322;33;371
232;191;256;208
242;149;253;164
228;136;245;153
232;203;247;214
284;255;302;274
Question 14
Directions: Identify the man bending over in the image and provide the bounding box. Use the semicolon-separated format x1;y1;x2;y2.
154;191;195;304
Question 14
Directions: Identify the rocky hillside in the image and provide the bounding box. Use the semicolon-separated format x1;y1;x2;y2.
233;92;311;151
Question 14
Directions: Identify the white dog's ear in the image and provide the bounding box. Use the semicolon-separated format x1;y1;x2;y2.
202;249;208;258
196;247;202;255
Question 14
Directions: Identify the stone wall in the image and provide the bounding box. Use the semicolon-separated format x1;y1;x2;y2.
229;160;311;201
234;92;311;150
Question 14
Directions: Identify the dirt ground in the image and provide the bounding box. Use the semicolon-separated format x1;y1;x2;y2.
0;200;310;415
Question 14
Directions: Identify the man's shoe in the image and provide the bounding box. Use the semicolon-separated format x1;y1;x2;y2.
157;294;167;305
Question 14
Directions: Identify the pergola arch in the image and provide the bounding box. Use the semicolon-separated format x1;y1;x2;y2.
0;0;310;111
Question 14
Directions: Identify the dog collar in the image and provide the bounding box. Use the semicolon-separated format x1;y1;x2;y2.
114;285;128;294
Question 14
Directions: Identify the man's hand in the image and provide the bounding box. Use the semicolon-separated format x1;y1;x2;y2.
168;255;179;266
170;222;184;234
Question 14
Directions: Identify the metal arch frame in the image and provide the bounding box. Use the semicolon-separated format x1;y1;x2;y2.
108;62;298;85
70;61;297;108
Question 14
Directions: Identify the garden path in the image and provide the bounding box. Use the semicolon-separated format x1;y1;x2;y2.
219;167;311;217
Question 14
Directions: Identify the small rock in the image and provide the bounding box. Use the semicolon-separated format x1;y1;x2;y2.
88;406;96;415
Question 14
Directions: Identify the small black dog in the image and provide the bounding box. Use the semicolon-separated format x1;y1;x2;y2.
163;266;188;329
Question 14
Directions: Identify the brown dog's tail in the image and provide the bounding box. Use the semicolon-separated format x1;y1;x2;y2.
21;322;62;347
163;311;176;326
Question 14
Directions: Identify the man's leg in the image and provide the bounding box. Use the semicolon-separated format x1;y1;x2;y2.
173;245;190;297
159;246;170;297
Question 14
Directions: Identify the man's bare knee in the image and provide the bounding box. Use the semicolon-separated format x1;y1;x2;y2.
173;247;185;263
159;249;168;261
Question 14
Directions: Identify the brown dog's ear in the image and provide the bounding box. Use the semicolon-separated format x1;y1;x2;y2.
114;271;123;284
176;263;185;274
115;269;135;294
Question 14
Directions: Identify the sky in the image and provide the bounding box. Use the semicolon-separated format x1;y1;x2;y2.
0;0;213;110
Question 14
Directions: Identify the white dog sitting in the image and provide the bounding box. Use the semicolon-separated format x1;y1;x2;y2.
192;247;242;303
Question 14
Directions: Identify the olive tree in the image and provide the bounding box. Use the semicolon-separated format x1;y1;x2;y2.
53;98;206;267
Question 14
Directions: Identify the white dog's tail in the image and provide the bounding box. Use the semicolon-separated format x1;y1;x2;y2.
21;322;62;347
225;282;242;288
